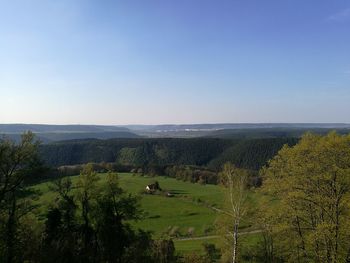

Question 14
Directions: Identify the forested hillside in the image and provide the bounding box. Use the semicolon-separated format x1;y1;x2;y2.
207;138;298;170
205;128;350;139
0;124;140;142
39;138;231;167
39;137;298;171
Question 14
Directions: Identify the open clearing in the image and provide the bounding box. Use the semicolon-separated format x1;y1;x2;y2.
32;173;262;254
32;173;224;237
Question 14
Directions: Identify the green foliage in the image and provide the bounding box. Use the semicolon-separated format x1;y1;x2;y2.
261;132;350;262
181;253;210;263
164;165;218;184
118;147;143;165
39;138;296;173
202;242;221;262
7;131;340;261
218;163;250;263
177;242;220;263
0;132;41;262
174;237;219;255
41;166;154;262
40;138;230;168
152;239;177;263
208;138;297;171
33;173;227;238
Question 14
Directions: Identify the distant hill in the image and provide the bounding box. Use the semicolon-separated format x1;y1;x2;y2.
205;127;350;139
0;124;140;142
1;123;349;141
0;124;129;133
125;123;350;138
126;123;350;131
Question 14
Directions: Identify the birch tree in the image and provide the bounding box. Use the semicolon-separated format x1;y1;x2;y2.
219;163;249;263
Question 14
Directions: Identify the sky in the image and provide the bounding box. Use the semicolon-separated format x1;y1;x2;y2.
0;0;349;125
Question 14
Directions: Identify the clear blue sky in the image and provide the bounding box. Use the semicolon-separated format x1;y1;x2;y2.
0;0;349;124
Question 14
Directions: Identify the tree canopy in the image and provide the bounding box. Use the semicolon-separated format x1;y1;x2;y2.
261;132;350;262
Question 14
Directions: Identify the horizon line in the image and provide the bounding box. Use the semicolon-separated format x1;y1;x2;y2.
1;122;350;126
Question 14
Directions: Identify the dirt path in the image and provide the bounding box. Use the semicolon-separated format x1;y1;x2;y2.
175;229;262;241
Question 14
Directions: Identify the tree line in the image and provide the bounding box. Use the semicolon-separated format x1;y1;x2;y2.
39;137;297;172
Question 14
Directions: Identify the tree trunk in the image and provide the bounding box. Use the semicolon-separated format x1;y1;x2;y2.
6;193;17;263
233;223;238;263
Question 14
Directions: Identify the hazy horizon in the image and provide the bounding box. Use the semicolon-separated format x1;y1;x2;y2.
1;122;350;127
1;1;349;124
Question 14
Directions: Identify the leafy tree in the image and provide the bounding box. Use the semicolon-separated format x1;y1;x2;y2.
181;253;209;263
123;230;154;263
41;177;79;262
218;163;249;263
95;172;142;262
42;170;149;263
76;163;100;261
151;239;176;263
203;242;221;262
261;132;350;262
0;132;39;202
0;132;40;263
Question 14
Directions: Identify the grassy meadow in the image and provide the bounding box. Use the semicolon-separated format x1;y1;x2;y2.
32;173;224;236
31;172;262;255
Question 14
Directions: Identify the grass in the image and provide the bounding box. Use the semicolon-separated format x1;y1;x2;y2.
31;171;263;255
174;237;220;254
32;173;225;237
173;232;262;257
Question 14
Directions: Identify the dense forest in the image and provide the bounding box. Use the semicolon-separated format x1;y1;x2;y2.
39;138;298;172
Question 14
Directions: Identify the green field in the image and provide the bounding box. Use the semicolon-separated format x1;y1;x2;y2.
32;173;262;255
173;233;262;255
174;237;220;254
32;173;225;237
